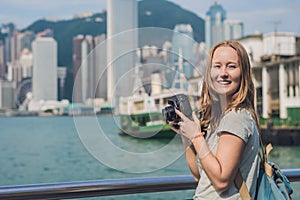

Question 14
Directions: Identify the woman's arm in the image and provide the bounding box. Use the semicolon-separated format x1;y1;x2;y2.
170;122;200;181
174;109;245;192
192;132;245;192
181;136;200;181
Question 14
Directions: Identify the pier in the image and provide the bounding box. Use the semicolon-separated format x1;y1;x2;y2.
261;126;300;146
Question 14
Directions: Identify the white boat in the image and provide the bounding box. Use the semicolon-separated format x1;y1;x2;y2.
118;64;202;139
118;47;202;138
119;88;200;138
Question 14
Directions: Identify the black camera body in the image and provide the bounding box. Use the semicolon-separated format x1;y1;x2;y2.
162;94;193;123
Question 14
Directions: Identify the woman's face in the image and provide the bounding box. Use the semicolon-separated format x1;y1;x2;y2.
210;46;242;103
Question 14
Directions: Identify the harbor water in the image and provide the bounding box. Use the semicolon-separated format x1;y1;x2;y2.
0;115;299;199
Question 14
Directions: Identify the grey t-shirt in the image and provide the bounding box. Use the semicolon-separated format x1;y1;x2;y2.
194;109;260;200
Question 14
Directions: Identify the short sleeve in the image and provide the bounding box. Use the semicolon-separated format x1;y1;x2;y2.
216;109;254;143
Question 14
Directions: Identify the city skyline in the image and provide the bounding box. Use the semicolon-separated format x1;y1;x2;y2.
0;0;299;36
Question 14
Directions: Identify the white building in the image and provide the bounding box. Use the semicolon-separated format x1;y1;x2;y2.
107;0;138;105
94;34;107;99
0;80;14;109
239;34;263;65
81;35;95;102
223;20;244;41
29;37;58;111
19;48;33;78
172;24;195;79
263;32;296;56
239;32;300;125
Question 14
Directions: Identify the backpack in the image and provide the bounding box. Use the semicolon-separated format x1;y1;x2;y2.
255;143;293;200
235;142;293;200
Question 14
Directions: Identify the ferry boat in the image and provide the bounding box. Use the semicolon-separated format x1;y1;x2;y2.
119;90;200;138
118;47;203;139
118;70;201;139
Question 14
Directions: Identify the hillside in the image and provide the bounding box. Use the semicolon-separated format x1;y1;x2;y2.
23;0;205;100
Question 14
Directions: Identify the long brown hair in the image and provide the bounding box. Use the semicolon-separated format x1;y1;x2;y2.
199;40;259;131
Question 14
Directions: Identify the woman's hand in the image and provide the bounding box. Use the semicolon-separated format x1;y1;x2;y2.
169;120;181;134
171;109;204;140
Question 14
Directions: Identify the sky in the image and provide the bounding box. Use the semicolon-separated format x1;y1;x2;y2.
0;0;300;36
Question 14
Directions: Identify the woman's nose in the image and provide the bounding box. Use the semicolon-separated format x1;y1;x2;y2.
219;67;229;78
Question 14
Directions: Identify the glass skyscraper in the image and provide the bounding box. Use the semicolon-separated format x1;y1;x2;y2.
205;2;226;49
205;2;243;49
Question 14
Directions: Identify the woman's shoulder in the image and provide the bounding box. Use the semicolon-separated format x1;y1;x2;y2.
224;108;252;121
217;108;256;141
221;108;253;127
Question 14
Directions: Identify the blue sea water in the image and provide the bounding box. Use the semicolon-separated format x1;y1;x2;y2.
0;115;299;199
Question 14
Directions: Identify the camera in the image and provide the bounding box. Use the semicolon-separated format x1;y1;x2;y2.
162;94;193;123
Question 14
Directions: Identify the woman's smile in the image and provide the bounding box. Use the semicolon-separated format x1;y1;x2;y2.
217;80;232;85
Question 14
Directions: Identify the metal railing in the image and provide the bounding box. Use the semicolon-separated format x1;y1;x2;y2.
0;169;299;200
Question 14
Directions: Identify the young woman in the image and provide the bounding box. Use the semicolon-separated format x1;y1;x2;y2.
170;40;260;199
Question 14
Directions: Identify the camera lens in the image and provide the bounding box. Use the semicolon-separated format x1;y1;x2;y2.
162;106;176;122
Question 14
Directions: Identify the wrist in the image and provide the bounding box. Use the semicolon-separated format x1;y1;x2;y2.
192;133;210;159
191;132;204;143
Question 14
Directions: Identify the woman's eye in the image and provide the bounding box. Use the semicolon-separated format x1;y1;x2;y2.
228;65;237;69
213;65;220;68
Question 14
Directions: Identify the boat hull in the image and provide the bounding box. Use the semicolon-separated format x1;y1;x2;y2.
119;113;176;139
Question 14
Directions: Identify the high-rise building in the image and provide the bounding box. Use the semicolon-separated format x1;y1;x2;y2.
205;2;226;49
107;0;138;105
94;34;107;99
81;35;95;102
0;40;5;78
17;31;36;57
57;67;67;100
2;23;16;64
73;34;108;102
31;37;57;102
205;1;244;50
19;48;33;79
172;24;195;79
224;20;244;41
205;2;244;49
72;35;84;103
0;80;14;109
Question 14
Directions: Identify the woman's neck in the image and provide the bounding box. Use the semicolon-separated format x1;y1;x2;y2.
218;94;230;111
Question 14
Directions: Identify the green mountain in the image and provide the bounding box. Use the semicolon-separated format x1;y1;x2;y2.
23;0;205;100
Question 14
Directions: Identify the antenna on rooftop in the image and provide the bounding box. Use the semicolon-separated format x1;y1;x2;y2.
268;20;281;33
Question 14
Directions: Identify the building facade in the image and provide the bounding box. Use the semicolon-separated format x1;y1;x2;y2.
172;24;195;79
107;0;138;105
30;37;58;109
239;32;300;126
72;35;85;103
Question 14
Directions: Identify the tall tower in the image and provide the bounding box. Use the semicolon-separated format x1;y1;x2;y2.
94;34;107;99
72;35;84;103
81;35;95;102
31;37;57;102
223;20;244;41
107;0;138;105
205;2;226;49
172;24;195;79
